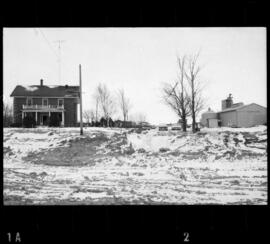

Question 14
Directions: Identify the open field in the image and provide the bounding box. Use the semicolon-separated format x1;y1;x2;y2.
3;126;267;205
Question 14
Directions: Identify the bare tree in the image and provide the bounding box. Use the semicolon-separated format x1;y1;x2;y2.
185;52;205;132
96;83;115;127
3;101;13;127
137;113;147;123
118;89;132;127
83;110;91;124
130;112;147;125
92;89;100;123
90;110;95;124
162;55;190;131
83;109;95;125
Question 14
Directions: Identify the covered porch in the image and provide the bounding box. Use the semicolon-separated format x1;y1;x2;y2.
21;109;65;126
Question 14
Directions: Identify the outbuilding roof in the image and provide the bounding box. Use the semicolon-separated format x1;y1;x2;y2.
10;85;80;97
218;103;266;113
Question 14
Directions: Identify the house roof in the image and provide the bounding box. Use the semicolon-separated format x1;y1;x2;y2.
218;103;266;113
10;85;80;97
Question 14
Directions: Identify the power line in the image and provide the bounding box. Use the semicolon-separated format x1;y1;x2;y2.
36;28;59;59
55;40;66;84
34;29;69;85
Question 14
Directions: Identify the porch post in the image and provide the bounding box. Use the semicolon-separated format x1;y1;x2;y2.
49;111;51;117
62;111;65;126
22;112;24;119
35;111;38;123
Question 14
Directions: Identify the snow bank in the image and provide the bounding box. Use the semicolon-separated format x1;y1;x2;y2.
3;127;267;205
126;128;267;158
127;131;207;153
85;127;126;135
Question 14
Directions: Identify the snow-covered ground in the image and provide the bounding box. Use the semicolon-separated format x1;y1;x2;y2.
3;126;267;205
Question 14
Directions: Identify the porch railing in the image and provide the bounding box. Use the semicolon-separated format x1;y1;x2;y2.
22;105;64;109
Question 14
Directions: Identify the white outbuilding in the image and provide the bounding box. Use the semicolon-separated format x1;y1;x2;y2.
219;103;266;127
200;108;219;128
200;94;267;128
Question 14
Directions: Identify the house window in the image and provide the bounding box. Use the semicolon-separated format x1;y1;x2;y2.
26;97;32;106
42;98;48;106
58;99;64;107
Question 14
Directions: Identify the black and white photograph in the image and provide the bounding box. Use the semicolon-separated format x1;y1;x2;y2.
3;27;267;206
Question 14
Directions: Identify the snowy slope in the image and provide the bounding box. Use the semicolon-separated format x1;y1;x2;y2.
3;126;267;205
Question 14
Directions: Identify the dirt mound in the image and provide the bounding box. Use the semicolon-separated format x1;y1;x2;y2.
23;132;134;166
24;133;110;166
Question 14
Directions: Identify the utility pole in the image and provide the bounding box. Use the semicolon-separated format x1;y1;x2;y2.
79;64;83;135
55;40;65;84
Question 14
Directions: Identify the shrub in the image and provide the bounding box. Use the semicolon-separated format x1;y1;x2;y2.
3;117;13;127
10;122;22;127
93;121;101;127
99;117;114;127
49;114;61;127
23;116;36;128
158;127;168;131
159;147;170;153
137;148;146;153
171;127;181;131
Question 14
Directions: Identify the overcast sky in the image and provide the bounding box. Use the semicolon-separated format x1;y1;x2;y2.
3;28;266;124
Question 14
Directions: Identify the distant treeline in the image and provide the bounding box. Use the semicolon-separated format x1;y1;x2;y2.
80;117;151;128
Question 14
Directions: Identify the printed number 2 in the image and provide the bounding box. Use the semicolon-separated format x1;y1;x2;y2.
183;232;189;242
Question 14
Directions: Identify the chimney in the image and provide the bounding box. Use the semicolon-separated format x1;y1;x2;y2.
221;94;233;110
40;79;43;86
226;94;233;108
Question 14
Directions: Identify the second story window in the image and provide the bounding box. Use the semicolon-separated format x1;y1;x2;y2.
58;99;64;107
26;97;32;106
42;98;48;106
